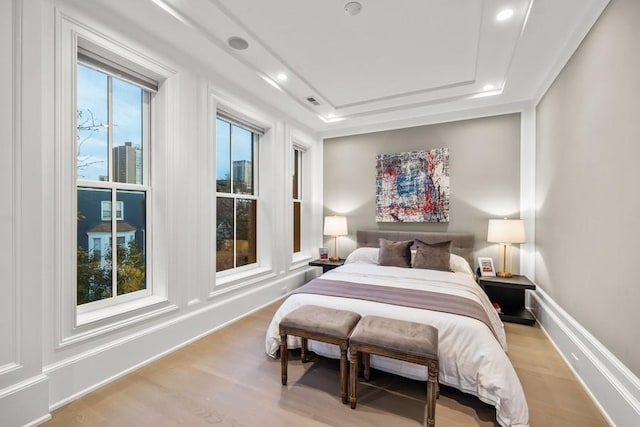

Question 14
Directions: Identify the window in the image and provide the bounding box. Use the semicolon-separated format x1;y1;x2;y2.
292;147;302;253
101;200;124;221
75;49;154;306
215;116;260;272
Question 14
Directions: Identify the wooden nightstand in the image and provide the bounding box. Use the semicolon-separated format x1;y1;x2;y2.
478;275;536;325
308;259;345;274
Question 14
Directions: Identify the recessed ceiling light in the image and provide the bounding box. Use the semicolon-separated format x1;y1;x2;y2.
151;0;187;24
260;75;283;92
496;9;514;21
228;36;249;50
483;84;495;91
276;73;288;82
344;2;362;16
319;114;346;123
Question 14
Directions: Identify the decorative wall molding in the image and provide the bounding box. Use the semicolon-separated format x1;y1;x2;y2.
53;8;178;348
529;287;640;426
0;374;50;427
2;0;21;373
45;271;308;411
519;108;536;279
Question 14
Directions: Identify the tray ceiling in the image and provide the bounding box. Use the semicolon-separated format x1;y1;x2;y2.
86;0;610;135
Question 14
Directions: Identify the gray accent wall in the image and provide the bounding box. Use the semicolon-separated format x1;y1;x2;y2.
536;0;640;376
323;113;522;271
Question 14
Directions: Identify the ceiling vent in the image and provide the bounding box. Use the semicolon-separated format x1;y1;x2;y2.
305;96;321;106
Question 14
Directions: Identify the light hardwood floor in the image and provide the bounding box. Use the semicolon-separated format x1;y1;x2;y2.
45;300;609;426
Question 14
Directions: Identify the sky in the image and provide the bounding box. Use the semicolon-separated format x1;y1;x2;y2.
77;64;143;181
78;63;253;184
215;118;253;182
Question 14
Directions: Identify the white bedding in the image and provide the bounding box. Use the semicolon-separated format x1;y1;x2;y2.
265;263;529;427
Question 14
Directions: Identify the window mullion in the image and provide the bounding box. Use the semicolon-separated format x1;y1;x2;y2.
233;196;237;269
108;76;118;298
229;124;234;193
230;124;235;269
143;91;150;185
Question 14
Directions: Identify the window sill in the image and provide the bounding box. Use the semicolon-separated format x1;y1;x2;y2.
76;295;169;327
58;295;177;348
215;266;272;288
211;266;276;299
291;254;313;270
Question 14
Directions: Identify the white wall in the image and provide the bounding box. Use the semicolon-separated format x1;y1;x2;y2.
536;0;640;379
0;0;323;425
323;114;523;271
0;1;50;426
534;0;640;424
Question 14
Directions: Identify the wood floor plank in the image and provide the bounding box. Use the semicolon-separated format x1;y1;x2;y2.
44;300;609;426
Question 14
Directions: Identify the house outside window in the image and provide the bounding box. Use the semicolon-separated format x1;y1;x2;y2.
215;116;261;273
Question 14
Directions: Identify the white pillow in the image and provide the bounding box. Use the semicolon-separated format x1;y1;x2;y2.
449;253;475;277
344;247;379;265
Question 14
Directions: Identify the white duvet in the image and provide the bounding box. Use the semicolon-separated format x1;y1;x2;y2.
265;263;529;427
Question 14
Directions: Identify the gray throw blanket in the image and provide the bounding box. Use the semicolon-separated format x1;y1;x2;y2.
293;278;499;340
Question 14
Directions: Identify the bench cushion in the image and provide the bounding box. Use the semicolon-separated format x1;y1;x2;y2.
350;315;438;359
280;305;361;340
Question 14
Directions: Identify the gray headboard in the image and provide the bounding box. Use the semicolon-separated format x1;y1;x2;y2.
356;230;475;267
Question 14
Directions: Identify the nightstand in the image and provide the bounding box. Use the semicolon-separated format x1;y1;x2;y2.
478;275;536;325
308;259;345;274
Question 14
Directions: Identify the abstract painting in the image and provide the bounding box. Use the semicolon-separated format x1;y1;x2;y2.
376;148;450;222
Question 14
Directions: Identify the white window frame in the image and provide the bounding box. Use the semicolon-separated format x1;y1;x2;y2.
75;45;153;315
291;135;314;266
55;12;175;346
292;145;304;255
215;115;260;277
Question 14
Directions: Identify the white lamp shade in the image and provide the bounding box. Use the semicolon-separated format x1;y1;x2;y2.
487;219;525;243
324;216;348;236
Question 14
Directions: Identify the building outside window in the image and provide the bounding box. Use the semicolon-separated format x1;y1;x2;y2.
215;116;260;272
75;48;155;305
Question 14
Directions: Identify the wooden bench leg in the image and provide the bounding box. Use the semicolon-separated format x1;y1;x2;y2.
363;352;371;382
349;346;358;409
340;342;348;404
301;337;308;362
425;359;438;427
280;332;288;385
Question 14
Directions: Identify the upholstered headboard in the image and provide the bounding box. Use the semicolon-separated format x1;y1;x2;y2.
356;230;475;267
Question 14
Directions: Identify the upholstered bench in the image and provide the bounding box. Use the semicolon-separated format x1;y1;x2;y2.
279;305;361;404
348;315;439;427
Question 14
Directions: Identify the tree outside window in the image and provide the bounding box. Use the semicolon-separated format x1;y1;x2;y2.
76;61;151;305
215;117;258;272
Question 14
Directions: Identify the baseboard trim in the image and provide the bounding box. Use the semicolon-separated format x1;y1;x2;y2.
25;414;52;427
45;271;307;412
0;374;50;427
529;287;640;427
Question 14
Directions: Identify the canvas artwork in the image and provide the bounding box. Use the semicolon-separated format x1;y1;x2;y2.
376;148;450;222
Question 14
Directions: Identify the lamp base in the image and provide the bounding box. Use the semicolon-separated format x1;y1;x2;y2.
329;256;340;262
497;271;513;278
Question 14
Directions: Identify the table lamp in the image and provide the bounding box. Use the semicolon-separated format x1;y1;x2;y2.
323;216;348;261
487;218;525;278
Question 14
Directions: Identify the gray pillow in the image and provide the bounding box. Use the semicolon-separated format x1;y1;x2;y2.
377;238;412;267
412;239;452;272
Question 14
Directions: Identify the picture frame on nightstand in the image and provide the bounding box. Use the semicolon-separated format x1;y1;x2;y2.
477;257;496;276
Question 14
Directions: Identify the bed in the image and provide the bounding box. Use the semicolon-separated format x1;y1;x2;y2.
265;230;529;427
